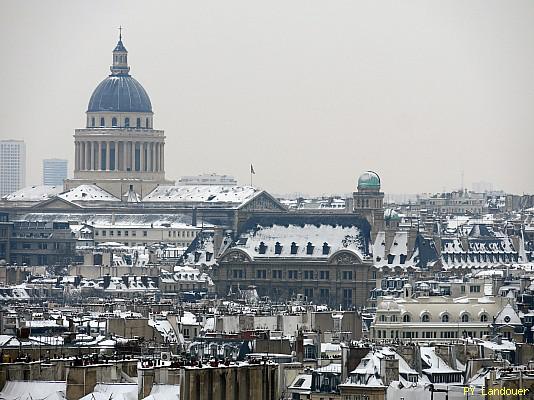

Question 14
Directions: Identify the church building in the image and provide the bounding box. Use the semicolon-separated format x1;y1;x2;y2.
65;32;171;198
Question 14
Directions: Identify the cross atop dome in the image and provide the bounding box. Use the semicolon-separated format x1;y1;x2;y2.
111;27;129;76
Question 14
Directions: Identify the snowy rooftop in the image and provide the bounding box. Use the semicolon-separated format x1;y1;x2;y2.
59;185;120;202
143;185;259;204
21;212;194;227
236;222;364;259
3;185;63;202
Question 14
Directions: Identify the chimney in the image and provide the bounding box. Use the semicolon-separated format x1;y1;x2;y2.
380;352;399;386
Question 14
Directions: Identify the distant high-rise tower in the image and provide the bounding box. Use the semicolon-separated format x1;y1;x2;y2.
43;159;68;186
0;140;26;196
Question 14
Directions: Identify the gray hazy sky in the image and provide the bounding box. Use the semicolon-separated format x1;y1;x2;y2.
1;1;533;195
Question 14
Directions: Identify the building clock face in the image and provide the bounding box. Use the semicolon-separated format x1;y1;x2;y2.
504;316;511;323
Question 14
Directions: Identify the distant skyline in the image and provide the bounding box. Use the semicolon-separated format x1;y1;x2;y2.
1;1;533;195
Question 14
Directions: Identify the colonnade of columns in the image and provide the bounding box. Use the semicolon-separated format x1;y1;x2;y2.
75;140;164;173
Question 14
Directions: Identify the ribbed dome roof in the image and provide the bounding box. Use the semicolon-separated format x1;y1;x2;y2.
87;75;152;113
357;171;381;190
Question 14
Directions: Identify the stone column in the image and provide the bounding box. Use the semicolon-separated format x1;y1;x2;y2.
161;143;165;172
75;142;80;171
130;142;135;171
155;143;160;172
83;141;93;171
106;141;111;171
153;143;157;172
146;142;152;172
90;141;95;171
140;142;145;172
98;141;103;171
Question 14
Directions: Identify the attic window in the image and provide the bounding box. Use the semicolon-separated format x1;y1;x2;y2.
387;254;395;264
322;242;330;255
399;254;407;264
306;242;314;255
294;378;306;388
258;242;267;254
194;252;201;262
274;242;282;255
290;242;298;255
205;252;212;262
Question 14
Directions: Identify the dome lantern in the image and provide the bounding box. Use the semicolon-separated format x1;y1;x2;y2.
111;27;130;76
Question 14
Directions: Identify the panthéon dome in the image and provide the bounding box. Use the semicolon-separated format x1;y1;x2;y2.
87;35;152;113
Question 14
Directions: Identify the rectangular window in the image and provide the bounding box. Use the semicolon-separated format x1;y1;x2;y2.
304;270;314;280
232;270;244;279
102;231;107;237
304;288;314;298
272;270;283;279
256;270;267;279
109;230;114;236
320;288;330;298
117;231;121;236
132;231;136;236
288;270;298;279
124;231;128;236
342;271;353;280
319;271;330;280
143;231;148;237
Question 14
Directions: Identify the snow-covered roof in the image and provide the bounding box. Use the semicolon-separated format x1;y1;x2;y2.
80;383;137;400
233;222;364;260
142;385;180;400
143;185;259;205
59;185;120;202
21;213;194;227
3;185;63;202
0;381;66;400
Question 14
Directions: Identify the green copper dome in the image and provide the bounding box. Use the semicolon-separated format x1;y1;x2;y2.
357;171;381;190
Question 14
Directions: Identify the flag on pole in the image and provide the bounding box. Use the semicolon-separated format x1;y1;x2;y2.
250;164;256;174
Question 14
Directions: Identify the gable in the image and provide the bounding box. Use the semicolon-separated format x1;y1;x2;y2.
239;191;287;212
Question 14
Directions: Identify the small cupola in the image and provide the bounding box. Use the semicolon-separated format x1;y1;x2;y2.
110;27;130;76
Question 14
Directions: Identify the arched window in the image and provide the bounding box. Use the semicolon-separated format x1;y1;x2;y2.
480;314;488;323
125;117;130;127
390;315;397;322
91;117;95;127
100;117;105;127
462;314;469;323
146;117;149;128
403;314;411;323
112;117;117;127
136;118;141;128
380;315;386;322
421;314;430;322
442;314;449;323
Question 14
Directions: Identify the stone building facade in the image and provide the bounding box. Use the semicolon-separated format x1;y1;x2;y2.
213;215;377;309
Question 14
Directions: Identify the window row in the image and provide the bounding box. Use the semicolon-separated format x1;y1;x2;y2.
89;116;152;129
400;313;488;323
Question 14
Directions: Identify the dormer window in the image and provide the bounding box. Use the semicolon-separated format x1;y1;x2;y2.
290;242;298;255
125;117;130;127
112;117;117;127
274;242;282;255
306;242;314;255
136;118;141;128
322;242;330;255
258;242;267;254
100;117;105;127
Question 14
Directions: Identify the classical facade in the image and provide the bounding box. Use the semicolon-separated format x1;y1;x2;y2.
213;214;376;309
65;34;170;198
